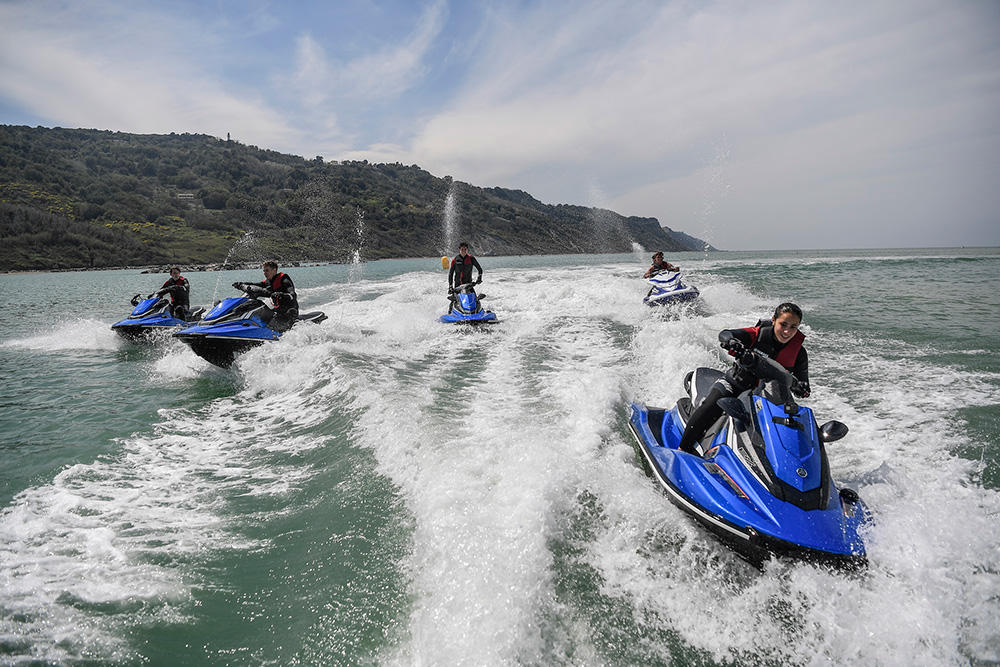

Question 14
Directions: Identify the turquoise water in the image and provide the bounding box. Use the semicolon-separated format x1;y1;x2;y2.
0;248;998;664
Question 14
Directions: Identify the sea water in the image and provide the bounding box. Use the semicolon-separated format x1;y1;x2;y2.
0;248;997;665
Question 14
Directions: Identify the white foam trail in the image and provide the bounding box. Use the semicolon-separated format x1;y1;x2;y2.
327;264;1000;663
3;259;999;663
2;318;121;351
0;370;348;662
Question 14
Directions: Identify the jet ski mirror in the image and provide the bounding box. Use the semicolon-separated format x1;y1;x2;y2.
819;420;849;443
718;397;750;430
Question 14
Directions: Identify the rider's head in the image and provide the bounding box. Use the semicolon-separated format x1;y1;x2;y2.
772;302;803;344
459;242;469;255
262;261;278;280
169;267;181;278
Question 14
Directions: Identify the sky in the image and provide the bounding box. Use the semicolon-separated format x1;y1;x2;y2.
1;0;998;251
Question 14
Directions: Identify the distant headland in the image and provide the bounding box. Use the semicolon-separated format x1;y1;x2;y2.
0;125;713;272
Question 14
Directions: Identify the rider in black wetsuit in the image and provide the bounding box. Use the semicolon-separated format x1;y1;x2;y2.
448;242;483;290
677;302;811;455
644;251;679;278
154;267;190;320
233;261;299;332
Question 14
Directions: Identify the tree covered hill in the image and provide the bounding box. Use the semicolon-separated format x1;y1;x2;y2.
0;125;711;271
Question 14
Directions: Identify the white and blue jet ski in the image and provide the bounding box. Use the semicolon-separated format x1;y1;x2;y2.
111;292;204;342
173;284;326;368
440;281;497;325
627;347;870;568
643;270;699;306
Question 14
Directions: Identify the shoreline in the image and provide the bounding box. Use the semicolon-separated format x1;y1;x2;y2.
4;246;998;276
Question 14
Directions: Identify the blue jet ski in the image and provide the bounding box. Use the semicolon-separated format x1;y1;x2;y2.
173;284;327;368
627;348;869;568
643;270;699;306
111;292;205;341
440;281;497;324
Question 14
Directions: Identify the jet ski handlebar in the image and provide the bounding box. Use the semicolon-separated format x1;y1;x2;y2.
733;347;807;407
232;282;270;298
450;279;482;293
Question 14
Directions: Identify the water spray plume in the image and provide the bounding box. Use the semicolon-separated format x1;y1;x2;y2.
441;182;458;255
349;207;365;283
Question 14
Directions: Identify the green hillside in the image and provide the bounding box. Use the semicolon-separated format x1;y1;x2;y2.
0;125;711;271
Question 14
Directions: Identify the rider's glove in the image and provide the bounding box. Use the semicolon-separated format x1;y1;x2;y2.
475;277;482;285
792;380;811;398
232;282;244;290
720;333;745;357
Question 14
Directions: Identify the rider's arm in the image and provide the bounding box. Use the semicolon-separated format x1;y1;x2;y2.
791;348;810;396
448;261;457;288
471;257;483;281
719;328;753;351
643;266;655;278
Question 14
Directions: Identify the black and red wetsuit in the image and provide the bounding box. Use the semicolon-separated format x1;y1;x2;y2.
448;254;483;288
677;320;810;454
159;275;190;319
250;272;299;331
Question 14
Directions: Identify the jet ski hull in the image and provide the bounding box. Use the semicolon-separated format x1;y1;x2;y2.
111;316;189;341
627;402;868;569
174;321;280;368
439;311;498;324
644;286;700;306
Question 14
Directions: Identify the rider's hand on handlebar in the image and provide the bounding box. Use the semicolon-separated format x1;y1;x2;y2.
232;282;244;290
721;337;746;357
792;379;810;398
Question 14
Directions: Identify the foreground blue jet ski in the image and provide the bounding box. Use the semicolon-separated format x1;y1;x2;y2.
643;270;699;306
173;285;327;368
111;293;205;341
627;349;869;568
440;282;497;324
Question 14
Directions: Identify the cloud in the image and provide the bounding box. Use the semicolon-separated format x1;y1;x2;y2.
286;0;447;106
0;1;301;147
387;0;1000;248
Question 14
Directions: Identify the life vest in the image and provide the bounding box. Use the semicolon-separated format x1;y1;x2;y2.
270;272;288;308
451;255;476;282
743;321;805;370
161;276;188;304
